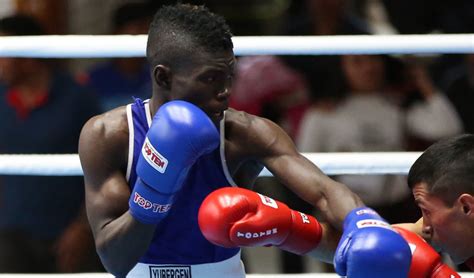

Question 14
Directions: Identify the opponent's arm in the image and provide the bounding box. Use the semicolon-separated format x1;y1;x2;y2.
79;113;156;277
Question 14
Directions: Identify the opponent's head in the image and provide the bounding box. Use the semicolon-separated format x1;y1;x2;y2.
146;4;234;123
0;14;45;86
408;134;474;263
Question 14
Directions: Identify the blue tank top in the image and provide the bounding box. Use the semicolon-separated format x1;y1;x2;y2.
126;98;240;264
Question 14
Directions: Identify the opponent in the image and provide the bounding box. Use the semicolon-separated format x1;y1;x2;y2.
79;4;411;277
396;134;474;272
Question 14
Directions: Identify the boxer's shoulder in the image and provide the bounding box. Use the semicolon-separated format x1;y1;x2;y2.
224;108;254;131
82;106;128;143
224;108;291;161
79;106;129;166
224;108;278;146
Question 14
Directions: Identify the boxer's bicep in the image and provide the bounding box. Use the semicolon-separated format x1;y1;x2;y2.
79;116;130;238
249;118;316;195
84;172;130;239
250;117;363;228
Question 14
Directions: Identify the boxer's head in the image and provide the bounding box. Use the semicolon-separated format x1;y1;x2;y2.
146;4;234;124
408;134;474;264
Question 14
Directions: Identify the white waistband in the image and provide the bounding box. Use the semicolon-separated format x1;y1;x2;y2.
126;251;245;278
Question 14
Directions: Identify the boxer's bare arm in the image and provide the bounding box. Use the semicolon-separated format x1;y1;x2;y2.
226;111;364;230
79;109;155;277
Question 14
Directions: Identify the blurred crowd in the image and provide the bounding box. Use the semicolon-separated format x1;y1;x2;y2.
0;0;473;274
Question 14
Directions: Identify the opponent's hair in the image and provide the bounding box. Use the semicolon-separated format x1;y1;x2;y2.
408;134;474;205
0;14;44;36
146;4;233;70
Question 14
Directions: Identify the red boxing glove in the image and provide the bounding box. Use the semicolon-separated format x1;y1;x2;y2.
198;187;322;255
394;227;460;278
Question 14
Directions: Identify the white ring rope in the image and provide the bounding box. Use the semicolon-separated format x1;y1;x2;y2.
2;34;473;278
0;34;473;58
0;152;422;176
0;34;461;175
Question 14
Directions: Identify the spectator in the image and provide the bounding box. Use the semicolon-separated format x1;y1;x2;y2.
298;55;408;209
445;54;474;133
281;0;371;136
230;55;309;139
386;57;464;150
297;54;462;223
81;1;153;111
0;14;102;273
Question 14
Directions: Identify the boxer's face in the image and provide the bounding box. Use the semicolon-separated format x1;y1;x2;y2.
169;49;235;124
412;182;472;264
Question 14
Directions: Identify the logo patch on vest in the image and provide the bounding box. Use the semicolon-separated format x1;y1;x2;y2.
149;265;192;278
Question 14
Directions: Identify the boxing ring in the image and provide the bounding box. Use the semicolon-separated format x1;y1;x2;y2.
1;34;474;277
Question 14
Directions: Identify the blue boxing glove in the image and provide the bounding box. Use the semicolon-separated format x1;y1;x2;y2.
129;100;219;224
334;207;412;278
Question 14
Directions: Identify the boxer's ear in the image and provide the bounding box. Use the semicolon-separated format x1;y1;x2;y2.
458;194;473;215
154;65;171;90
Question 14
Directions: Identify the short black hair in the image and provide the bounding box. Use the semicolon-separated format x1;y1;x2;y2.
0;14;44;36
408;134;474;205
146;4;233;69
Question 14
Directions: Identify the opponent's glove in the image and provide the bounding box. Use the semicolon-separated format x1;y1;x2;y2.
129;100;219;224
394;227;461;278
198;187;322;255
334;207;412;278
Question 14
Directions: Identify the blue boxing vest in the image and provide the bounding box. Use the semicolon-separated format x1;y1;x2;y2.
126;98;240;264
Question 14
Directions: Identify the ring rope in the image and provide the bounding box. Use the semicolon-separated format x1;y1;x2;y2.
0;34;473;58
0;152;422;176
